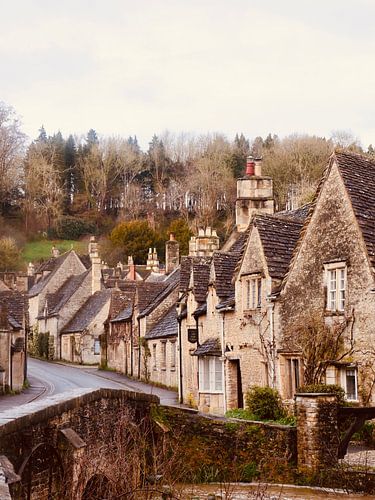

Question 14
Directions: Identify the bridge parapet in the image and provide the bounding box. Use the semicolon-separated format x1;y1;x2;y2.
0;388;159;499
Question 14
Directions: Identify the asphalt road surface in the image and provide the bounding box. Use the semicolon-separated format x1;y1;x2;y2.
0;358;133;412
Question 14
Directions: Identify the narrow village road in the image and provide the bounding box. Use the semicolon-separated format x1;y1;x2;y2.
0;357;179;412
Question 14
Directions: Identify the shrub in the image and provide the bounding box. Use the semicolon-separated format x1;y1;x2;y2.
55;216;97;240
245;386;284;421
297;384;346;405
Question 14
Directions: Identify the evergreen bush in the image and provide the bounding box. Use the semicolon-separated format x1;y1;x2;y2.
245;386;284;420
55;216;97;240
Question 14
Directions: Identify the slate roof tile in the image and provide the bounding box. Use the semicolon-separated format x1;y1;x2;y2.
145;306;177;339
62;289;112;333
44;270;90;316
255;215;304;281
193;337;221;356
335;151;375;270
0;291;26;329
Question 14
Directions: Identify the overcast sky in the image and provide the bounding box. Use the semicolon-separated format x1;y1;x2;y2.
1;0;375;148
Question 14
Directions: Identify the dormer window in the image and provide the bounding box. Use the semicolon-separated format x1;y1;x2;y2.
243;275;262;310
325;262;346;312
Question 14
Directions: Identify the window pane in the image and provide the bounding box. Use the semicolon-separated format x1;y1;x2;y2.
346;369;357;400
214;357;223;391
246;280;251;309
257;279;262;308
251;280;256;309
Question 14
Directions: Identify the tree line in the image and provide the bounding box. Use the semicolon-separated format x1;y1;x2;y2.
0;100;370;242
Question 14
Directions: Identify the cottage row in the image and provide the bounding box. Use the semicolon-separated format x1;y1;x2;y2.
2;150;375;416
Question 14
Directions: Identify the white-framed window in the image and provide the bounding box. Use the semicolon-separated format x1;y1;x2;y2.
342;366;358;401
325;263;346;312
170;340;176;369
199;356;223;392
152;344;157;370
94;339;100;355
161;341;167;370
244;275;262;310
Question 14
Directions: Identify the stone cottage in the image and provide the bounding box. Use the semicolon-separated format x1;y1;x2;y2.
0;291;28;392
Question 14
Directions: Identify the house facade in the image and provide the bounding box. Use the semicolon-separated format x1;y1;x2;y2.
177;151;375;415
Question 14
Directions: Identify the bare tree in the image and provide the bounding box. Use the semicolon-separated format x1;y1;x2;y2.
24;144;64;231
0;102;26;214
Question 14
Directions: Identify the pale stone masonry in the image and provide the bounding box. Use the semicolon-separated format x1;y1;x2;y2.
295;393;339;470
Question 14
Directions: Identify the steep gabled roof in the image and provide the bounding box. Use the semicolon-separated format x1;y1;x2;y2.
335;151;375;270
180;256;211;294
136;282;168;314
144;306;177;339
255;214;304;281
212;252;240;299
29;252;71;297
43;270;90;317
62;289;112;334
138;270;180;319
0;291;26;329
192;262;211;303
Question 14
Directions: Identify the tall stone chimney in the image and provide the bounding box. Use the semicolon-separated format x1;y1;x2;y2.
88;236;101;294
146;248;160;272
165;233;179;274
188;227;219;257
235;156;274;231
127;256;136;281
51;246;60;258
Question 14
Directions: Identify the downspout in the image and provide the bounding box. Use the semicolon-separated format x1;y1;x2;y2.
221;311;227;413
267;295;277;389
177;316;183;403
137;317;141;379
130;321;133;377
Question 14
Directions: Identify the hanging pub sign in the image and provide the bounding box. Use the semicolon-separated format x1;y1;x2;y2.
188;328;198;344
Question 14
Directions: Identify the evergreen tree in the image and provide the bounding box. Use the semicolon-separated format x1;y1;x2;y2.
37;125;47;143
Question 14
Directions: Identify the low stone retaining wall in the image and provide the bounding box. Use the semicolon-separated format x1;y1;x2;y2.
157;405;297;483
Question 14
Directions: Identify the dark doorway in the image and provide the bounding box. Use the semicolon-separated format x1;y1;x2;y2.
234;360;244;408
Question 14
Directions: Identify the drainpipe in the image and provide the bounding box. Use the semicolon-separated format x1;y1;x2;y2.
130;322;133;377
177;316;183;403
221;311;227;413
267;294;277;389
137;317;141;379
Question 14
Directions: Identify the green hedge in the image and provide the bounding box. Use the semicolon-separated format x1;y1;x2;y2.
297;384;346;405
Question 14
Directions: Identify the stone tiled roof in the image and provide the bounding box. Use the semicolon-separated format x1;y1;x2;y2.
0;291;26;329
212;252;239;299
79;254;92;269
193;337;221;356
43;270;90;317
216;295;235;310
335;151;375;270
193;262;211;303
226;228;250;256
108;289;135;322
29;252;71;297
193;303;207;317
111;305;133;322
180;256;211;294
145;306;177;339
276;203;312;222
138;271;180;319
62;289;112;333
136;282;168;314
255;214;304;281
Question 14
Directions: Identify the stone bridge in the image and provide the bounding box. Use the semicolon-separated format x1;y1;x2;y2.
0;388;158;499
1;390;374;499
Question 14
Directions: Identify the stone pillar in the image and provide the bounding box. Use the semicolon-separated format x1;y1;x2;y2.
88;236;101;294
296;393;339;471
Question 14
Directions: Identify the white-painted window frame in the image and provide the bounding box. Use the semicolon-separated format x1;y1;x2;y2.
243;274;262;311
325;262;346;312
198;356;223;393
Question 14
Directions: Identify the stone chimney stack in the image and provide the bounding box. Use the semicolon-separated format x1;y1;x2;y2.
127;256;136;281
188;227;220;257
88;236;101;294
146;248;159;272
235;156;274;232
27;262;35;277
166;233;179;274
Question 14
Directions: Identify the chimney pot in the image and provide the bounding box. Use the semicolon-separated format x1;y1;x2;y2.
246;156;255;176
